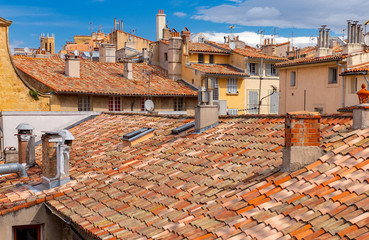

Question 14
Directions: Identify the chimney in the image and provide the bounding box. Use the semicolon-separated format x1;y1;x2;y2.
343;20;365;54
168;31;182;81
283;111;323;172
65;55;80;78
41;130;74;188
315;25;333;57
99;43;116;63
181;27;191;44
353;84;369;129
15;123;35;166
123;61;133;80
142;48;148;60
195;78;219;132
156;10;166;41
162;25;171;40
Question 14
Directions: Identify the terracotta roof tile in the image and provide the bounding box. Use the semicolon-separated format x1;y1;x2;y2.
233;48;287;61
187;64;247;77
189;42;230;54
13;56;197;96
3;112;369;239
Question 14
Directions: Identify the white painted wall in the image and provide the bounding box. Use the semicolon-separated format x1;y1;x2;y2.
0;111;101;149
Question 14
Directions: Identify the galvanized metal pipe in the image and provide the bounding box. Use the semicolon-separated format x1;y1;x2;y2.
0;163;28;177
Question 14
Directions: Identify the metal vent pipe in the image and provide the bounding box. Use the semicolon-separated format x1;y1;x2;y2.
0;163;28;177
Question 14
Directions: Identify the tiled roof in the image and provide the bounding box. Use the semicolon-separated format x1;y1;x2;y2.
188;42;230;54
5;113;369;239
276;42;290;47
187;64;248;76
205;41;256;52
13;56;197;97
344;62;369;74
233;48;287;61
276;53;345;67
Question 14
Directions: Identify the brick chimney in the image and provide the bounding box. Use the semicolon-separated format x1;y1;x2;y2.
123;61;133;80
283;111;323;172
65;55;80;78
168;31;182;81
99;43;116;63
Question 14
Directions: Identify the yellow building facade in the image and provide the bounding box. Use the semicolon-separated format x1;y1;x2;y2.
0;17;50;111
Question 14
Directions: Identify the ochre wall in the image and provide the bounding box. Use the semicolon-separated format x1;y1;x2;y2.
279;63;343;114
0;20;50;111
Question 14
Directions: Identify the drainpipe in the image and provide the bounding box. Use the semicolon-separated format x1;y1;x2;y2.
0;163;28;177
258;57;264;114
337;61;346;108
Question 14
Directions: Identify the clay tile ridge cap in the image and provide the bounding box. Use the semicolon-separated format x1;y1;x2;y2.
287;111;321;119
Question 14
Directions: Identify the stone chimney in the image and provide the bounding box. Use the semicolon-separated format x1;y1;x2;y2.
65;55;80;78
195;78;219;132
41;130;74;188
162;25;171;40
168;31;182;81
261;38;277;56
123;61;133;80
181;27;191;44
343;20;364;54
156;10;166;41
315;25;333;57
283;111;323;172
99;43;116;63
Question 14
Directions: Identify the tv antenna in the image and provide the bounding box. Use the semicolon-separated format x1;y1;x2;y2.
98;25;103;33
89;22;93;32
229;25;235;33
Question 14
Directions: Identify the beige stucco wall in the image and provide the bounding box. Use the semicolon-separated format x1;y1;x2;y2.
279;63;343;114
112;31;152;52
0;204;64;240
0;20;50;111
189;53;229;64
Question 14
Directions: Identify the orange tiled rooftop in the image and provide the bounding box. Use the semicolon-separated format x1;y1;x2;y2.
4;112;369;239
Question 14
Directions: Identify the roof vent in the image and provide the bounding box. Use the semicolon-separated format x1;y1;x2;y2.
121;127;155;147
171;122;194;135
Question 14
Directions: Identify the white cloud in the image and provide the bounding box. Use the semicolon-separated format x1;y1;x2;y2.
193;0;369;33
203;31;316;48
9;40;26;53
173;12;187;18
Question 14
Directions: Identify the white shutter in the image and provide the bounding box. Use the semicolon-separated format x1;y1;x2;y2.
270;92;279;114
248;91;258;114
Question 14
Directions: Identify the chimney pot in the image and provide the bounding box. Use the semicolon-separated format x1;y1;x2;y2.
283;111;323;172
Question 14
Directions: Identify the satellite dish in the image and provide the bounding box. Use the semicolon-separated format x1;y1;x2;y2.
60;53;65;59
364;33;369;46
73;50;79;56
24;47;30;53
229;42;236;50
144;99;154;111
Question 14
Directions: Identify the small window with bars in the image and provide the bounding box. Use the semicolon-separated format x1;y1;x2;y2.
109;96;121;111
174;98;185;111
227;78;238;94
78;96;91;111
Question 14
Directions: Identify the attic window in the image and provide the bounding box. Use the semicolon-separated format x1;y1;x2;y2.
171;122;195;135
122;128;155;142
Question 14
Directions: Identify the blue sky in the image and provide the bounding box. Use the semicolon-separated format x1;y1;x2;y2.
1;0;369;52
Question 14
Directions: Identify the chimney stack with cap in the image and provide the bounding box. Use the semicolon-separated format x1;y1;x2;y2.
283;111;323;172
99;43;116;63
156;10;166;41
123;61;133;80
168;30;182;81
65;55;80;78
316;25;333;57
344;20;364;54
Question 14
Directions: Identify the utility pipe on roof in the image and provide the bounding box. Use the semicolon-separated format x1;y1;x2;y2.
337;61;346;108
0;163;27;177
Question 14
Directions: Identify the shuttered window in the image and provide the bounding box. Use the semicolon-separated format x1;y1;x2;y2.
270;91;279;114
248;91;258;114
227;79;238;93
212;78;219;100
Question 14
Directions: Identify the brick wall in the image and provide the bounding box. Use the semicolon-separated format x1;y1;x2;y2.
285;112;321;148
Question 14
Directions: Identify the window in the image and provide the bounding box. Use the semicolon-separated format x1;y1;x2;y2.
351;77;358;93
109;96;121;111
266;63;277;76
198;54;204;63
290;71;296;87
78;96;91;111
269;91;279;114
314;107;324;114
13;224;41;240
227;79;238;94
248;63;258;76
212;78;219;100
228;109;238;115
141;97;149;111
164;52;168;61
209;55;214;64
174;98;184;111
248;90;259;114
328;67;338;84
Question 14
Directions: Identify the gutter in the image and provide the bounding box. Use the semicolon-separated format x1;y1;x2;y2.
337;61;346;108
